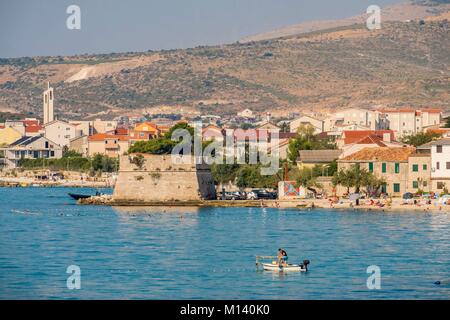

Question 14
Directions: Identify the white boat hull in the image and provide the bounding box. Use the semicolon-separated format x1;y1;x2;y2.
262;263;307;272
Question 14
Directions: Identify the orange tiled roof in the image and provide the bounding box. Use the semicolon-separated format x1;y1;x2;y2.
379;108;415;113
421;108;443;114
353;135;387;147
341;147;416;162
25;124;43;133
134;121;159;132
88;133;129;142
342;130;394;145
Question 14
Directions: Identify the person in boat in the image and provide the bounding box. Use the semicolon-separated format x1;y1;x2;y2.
278;248;288;267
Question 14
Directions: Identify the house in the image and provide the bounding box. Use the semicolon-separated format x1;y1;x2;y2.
407;153;431;193
87;133;130;157
378;108;442;138
337;130;395;148
129;122;161;143
257;121;280;131
338;147;416;196
297;150;342;169
237;109;254;118
69;135;89;157
430;138;450;192
22;119;43;136
0;135;62;169
202;125;224;141
325;108;381;131
290;115;324;134
0;126;23;146
340;134;405;159
44;120;80;147
69;119;118;136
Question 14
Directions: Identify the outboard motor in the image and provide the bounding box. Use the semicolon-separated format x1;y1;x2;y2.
300;260;310;271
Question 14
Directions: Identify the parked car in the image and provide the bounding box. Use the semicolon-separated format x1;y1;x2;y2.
231;191;247;200
247;189;277;200
247;190;259;200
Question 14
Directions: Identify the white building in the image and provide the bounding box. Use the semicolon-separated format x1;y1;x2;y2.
325;108;380;132
378;108;442;138
237;109;254;118
44;120;80;147
430;138;450;192
69;119;118;136
0;135;62;169
290;115;324;134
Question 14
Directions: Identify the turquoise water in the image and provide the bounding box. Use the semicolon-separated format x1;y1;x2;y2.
0;187;449;300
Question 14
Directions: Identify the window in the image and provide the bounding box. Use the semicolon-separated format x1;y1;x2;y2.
394;183;400;193
382;163;387;173
395;163;400;173
447;162;450;170
368;162;374;172
413;181;419;189
423;181;428;187
50;151;55;157
437;145;442;153
423;164;427;171
437;162;440;170
45;141;49;148
437;182;445;190
412;164;418;172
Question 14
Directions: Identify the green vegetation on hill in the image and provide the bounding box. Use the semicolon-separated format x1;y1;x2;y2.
0;19;448;118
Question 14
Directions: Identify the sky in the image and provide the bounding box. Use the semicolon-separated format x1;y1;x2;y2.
0;0;404;58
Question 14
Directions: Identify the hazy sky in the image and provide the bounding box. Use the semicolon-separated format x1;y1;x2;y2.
0;0;403;58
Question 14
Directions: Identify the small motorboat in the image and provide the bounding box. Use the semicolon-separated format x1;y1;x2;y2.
68;193;94;200
262;260;310;272
256;255;310;272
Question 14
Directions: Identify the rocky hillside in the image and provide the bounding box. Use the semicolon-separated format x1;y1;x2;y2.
0;7;449;119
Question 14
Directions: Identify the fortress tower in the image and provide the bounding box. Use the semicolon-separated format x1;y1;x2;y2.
43;82;54;124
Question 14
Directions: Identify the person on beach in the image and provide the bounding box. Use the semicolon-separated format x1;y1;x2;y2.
278;248;288;267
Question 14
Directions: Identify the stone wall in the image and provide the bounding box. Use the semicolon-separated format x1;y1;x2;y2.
113;154;216;202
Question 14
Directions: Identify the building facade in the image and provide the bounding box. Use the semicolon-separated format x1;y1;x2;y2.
87;134;130;157
0;136;62;169
430;138;450;192
44;120;79;147
338;147;416;196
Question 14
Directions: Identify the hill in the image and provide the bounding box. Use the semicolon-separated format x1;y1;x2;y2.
0;6;449;119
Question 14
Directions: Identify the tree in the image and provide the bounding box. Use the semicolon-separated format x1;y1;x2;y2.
332;164;384;195
129;123;195;155
444;117;450;128
401;131;442;147
293;167;323;193
287;124;336;163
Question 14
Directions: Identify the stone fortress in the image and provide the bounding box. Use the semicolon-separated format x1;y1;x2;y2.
113;154;216;202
